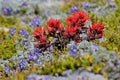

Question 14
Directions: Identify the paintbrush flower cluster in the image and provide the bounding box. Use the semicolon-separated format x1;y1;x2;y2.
33;11;104;51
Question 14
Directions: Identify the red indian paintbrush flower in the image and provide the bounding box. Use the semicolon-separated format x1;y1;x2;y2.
66;11;90;28
32;27;50;50
32;27;47;42
32;10;105;51
73;11;90;21
47;19;64;33
88;22;104;39
66;15;78;27
63;26;77;37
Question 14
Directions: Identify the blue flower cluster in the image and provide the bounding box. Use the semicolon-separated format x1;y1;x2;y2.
69;45;77;57
22;1;28;6
30;17;41;28
19;30;29;37
2;6;13;15
18;59;28;70
82;2;90;11
28;47;40;62
22;40;30;46
70;5;79;14
9;27;16;36
5;66;12;74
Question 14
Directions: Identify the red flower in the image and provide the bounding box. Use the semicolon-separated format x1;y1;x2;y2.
66;11;90;28
32;27;47;42
47;26;56;32
47;19;64;33
33;27;45;36
74;38;81;43
66;15;78;27
88;22;104;39
32;27;50;50
63;32;69;36
63;26;77;37
73;11;90;21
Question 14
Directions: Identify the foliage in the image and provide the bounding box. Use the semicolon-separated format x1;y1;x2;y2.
0;15;20;28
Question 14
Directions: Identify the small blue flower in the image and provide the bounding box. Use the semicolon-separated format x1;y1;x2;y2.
28;48;39;62
34;47;40;53
22;40;30;46
28;53;39;62
70;5;79;14
69;45;77;56
13;70;17;74
40;76;51;80
18;59;27;70
26;74;38;80
92;45;98;52
19;30;29;37
9;27;16;36
47;45;53;51
22;1;28;6
30;17;41;28
82;2;90;10
5;66;12;74
2;7;13;15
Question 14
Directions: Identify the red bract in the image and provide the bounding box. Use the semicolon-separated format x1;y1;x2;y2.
66;15;78;27
63;26;77;37
32;27;47;42
66;11;90;28
47;19;64;33
33;27;45;36
32;27;50;50
73;11;90;21
74;38;81;43
88;22;104;39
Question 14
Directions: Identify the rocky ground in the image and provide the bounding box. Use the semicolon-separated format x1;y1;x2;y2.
27;68;105;80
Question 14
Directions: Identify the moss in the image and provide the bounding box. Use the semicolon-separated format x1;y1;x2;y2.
0;37;17;60
0;15;20;28
38;55;98;75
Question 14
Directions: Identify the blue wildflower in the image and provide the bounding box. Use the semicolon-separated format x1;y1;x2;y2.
18;59;27;70
19;30;29;37
34;47;40;53
26;74;38;80
28;53;39;62
82;2;90;11
13;70;17;74
47;45;53;51
9;27;16;36
30;17;41;28
22;40;30;46
2;7;13;15
22;1;28;6
69;45;77;56
70;5;79;14
40;76;51;80
92;45;98;52
5;66;12;74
